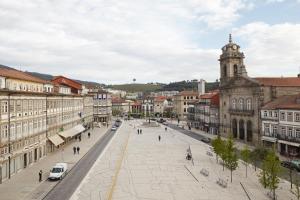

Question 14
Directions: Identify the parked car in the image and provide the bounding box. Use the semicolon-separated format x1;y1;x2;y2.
116;119;121;123
111;126;117;131
201;137;211;144
48;163;68;180
281;160;300;172
162;122;168;125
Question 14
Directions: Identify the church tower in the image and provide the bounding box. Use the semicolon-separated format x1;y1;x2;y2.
219;34;247;85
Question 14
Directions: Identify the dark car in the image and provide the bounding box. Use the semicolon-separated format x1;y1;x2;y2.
201;137;211;144
281;161;300;172
116;119;121;123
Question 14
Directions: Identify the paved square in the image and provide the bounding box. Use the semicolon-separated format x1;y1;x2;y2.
71;120;294;200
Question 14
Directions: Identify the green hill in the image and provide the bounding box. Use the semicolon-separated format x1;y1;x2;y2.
107;83;162;93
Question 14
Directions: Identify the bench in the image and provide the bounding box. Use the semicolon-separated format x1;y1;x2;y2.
200;168;209;177
216;178;227;188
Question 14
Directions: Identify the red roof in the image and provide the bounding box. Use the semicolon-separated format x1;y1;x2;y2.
154;96;167;102
262;94;300;110
255;77;300;87
52;76;82;90
111;97;125;104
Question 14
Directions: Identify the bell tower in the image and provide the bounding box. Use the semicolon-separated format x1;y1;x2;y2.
219;34;247;85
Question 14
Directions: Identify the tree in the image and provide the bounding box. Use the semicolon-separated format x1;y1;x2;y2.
259;148;281;200
224;136;238;183
250;147;269;171
241;145;251;178
292;178;300;200
211;136;224;163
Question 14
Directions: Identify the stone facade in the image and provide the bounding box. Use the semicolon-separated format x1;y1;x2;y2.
219;35;300;146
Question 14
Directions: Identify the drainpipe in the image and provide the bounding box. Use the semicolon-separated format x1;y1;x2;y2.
8;93;11;179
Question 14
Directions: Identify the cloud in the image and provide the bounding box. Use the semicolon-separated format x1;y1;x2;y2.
0;0;250;84
234;22;300;77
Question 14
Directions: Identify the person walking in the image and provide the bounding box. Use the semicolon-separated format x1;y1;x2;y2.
73;146;76;155
39;170;43;182
79;135;81;142
140;129;142;134
165;127;167;131
77;146;80;154
88;132;91;138
158;135;161;142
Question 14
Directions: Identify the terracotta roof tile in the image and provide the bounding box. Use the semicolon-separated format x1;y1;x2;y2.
0;65;47;83
262;94;300;110
255;77;300;87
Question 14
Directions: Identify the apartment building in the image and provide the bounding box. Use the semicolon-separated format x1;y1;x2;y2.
89;89;112;124
174;91;199;120
0;66;93;182
142;97;154;117
261;94;300;157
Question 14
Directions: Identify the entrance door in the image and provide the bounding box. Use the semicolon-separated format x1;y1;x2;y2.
34;149;38;162
23;154;27;168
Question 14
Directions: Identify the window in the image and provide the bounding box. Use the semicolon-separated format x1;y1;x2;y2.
295;113;300;122
239;98;244;110
273;126;278;136
280;112;286;121
232;99;236;109
233;64;238;76
1;101;8;114
287;112;293;121
281;127;286;135
264;124;270;134
288;128;293;137
263;111;267;117
223;65;227;77
269;111;272;117
274;112;278;118
246;99;252;110
296;129;300;138
184;102;186;105
16;100;22;113
184;108;186;112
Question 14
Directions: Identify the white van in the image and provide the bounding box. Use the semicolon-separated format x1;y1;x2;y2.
48;163;68;180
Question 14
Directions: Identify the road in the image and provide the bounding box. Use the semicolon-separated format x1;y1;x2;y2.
167;123;208;142
42;126;117;200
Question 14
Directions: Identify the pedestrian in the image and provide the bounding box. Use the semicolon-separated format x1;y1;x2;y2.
165;127;167;131
73;146;76;155
39;170;43;182
140;129;142;134
158;135;161;142
77;146;80;154
137;129;140;134
88;132;91;138
79;135;81;142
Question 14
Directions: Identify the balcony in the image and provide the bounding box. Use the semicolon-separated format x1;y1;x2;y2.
277;134;300;144
229;108;254;116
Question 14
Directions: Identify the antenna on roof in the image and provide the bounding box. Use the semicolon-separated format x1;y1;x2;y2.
229;33;232;43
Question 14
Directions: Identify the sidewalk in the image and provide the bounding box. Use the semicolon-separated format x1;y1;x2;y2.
0;125;110;200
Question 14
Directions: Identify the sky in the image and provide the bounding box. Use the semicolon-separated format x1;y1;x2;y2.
0;0;300;84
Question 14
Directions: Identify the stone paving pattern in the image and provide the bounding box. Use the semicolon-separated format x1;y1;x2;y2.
71;119;295;200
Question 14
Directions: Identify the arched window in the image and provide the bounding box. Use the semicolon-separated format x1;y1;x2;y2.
232;98;236;109
246;99;252;110
234;64;238;76
239;98;244;110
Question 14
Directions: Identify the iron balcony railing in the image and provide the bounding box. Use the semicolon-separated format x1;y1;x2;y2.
229;108;254;116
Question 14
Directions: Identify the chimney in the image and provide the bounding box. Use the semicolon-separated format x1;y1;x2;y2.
198;79;205;95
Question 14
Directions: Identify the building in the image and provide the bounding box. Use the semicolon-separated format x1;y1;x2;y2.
130;101;142;118
111;97;131;116
153;96;167;117
219;34;300;145
142;97;154;117
89;89;112;123
52;76;83;95
261;94;300;157
0;66;93;182
150;91;179;97
174;91;199;120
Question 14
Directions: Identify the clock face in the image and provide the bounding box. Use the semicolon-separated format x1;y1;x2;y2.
232;45;237;50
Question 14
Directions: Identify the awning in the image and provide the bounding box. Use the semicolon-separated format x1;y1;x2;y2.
278;140;300;147
58;124;86;138
48;134;64;146
261;136;277;143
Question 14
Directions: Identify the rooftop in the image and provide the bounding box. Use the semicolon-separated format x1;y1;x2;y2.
262;94;300;110
255;77;300;87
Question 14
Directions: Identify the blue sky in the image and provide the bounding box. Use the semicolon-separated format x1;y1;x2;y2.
0;0;299;84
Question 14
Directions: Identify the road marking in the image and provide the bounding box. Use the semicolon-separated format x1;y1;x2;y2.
184;165;199;183
106;128;131;200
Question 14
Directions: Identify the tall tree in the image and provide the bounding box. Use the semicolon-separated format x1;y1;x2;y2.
224;136;238;183
211;136;224;163
259;148;281;200
241;145;251;178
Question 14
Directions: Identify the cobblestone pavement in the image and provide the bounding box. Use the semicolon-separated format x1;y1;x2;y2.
70;119;295;200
